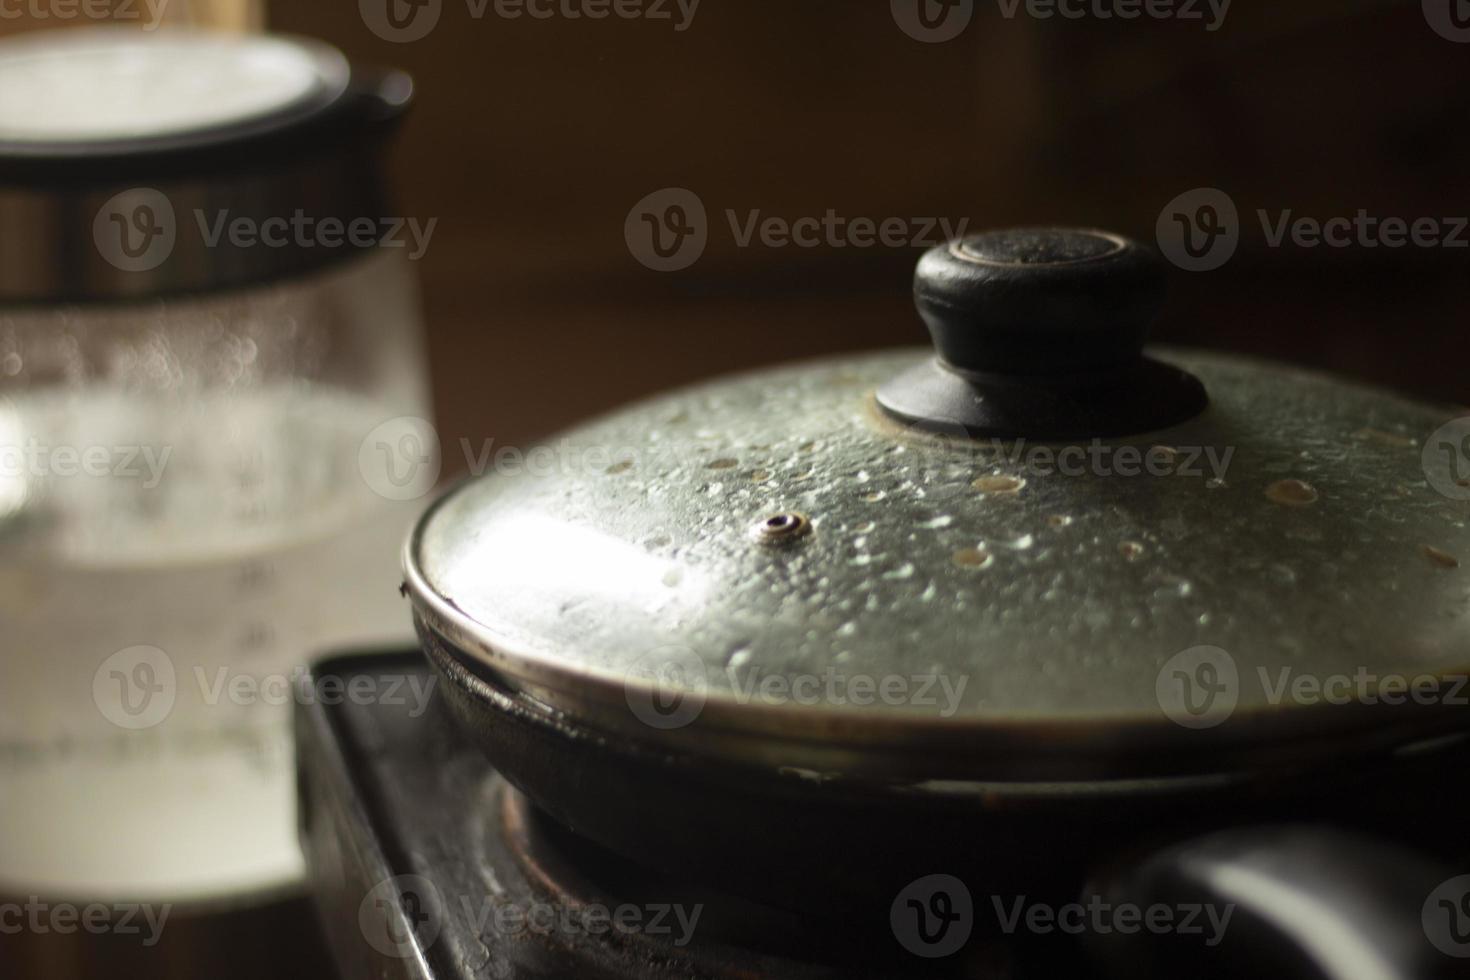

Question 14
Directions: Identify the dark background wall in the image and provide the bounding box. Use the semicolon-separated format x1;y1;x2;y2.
15;1;1470;466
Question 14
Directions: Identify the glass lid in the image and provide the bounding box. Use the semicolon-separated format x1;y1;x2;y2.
406;230;1470;782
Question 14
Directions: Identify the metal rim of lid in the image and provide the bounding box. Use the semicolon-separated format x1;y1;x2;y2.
409;588;1470;787
407;587;1470;787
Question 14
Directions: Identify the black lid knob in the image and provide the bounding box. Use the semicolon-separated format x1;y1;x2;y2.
915;229;1166;376
878;227;1207;440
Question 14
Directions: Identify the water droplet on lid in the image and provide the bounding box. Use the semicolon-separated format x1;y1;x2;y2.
952;547;992;569
973;475;1025;495
921;515;954;529
883;562;916;581
1047;514;1074;529
707;458;738;470
1423;545;1460;570
1119;541;1146;561
606;460;633;475
1266;479;1319;507
750;469;771;483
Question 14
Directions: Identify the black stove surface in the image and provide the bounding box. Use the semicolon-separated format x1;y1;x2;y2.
296;651;1100;979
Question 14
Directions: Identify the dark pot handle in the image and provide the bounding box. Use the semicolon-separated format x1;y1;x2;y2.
1083;825;1470;979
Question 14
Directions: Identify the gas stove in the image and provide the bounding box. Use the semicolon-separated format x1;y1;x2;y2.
296;651;1105;979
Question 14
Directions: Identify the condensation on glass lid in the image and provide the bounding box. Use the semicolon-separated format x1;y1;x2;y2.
409;348;1470;729
0;29;344;144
